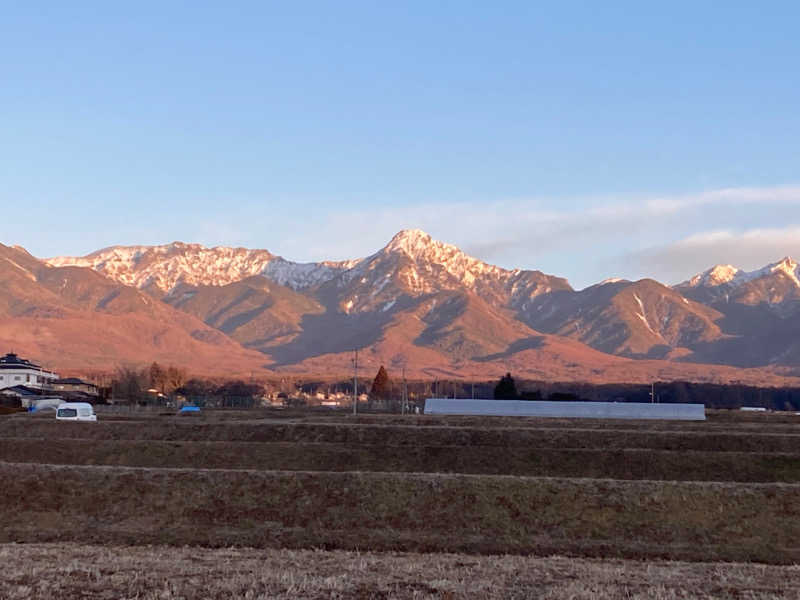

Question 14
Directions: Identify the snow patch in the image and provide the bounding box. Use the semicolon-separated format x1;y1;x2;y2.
633;293;657;336
371;277;391;296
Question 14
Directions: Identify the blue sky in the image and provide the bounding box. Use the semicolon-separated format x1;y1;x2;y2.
2;2;799;288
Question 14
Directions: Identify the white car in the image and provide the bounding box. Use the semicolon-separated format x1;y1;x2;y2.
56;402;97;422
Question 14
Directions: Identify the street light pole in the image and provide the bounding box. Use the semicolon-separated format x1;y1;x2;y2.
352;349;358;416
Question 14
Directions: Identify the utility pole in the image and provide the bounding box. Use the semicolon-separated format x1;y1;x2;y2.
402;367;408;414
650;382;655;404
352;349;358;415
471;382;475;400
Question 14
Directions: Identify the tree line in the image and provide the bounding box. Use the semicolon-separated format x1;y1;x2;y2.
110;362;800;411
492;373;800;410
112;362;188;402
111;363;263;407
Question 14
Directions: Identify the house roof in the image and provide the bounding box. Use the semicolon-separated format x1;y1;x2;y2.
54;377;95;386
2;385;44;397
0;353;56;375
0;353;41;369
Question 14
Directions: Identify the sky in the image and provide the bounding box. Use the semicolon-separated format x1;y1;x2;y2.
1;2;799;289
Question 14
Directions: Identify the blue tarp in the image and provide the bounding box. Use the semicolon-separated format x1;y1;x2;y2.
179;405;201;413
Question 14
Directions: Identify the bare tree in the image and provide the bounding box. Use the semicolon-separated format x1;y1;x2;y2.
112;365;148;403
165;365;188;393
149;362;167;392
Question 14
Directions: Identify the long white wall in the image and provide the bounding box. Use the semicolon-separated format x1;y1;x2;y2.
424;398;706;420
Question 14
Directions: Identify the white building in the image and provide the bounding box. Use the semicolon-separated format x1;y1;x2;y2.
0;353;58;391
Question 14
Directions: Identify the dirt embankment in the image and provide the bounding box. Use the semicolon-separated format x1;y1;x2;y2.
2;462;800;563
4;411;800;567
5;419;800;452
5;438;800;482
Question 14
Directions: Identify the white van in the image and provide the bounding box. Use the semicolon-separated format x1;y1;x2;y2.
56;402;97;422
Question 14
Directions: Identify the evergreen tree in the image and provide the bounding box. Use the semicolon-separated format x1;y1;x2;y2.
494;372;518;399
370;365;391;401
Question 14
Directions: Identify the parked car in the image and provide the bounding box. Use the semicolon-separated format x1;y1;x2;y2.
56;402;97;422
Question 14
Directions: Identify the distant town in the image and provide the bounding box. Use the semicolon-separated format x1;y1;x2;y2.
5;350;800;415
0;351;382;412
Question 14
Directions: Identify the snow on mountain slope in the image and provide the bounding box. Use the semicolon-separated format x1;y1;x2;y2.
684;264;744;288
0;244;270;373
674;256;800;365
681;257;800;290
16;235;800;376
765;257;800;287
338;229;505;291
48;230;571;314
676;257;800;310
329;229;571;313
48;242;359;293
262;257;361;289
380;229;508;286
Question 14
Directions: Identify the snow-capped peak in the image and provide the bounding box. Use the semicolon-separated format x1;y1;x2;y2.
384;229;438;257
47;242;358;293
686;264;742;288
767;256;800;286
44;232;569;311
332;229;568;312
376;229;506;286
682;256;800;289
599;277;626;285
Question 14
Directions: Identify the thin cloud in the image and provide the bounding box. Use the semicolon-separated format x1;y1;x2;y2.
245;184;800;287
627;226;800;285
286;185;800;270
38;184;800;289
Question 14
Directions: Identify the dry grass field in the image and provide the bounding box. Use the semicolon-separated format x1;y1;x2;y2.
7;414;800;452
7;437;800;481
3;543;800;600
1;408;799;597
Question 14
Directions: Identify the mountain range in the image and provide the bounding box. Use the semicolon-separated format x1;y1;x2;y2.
3;229;800;385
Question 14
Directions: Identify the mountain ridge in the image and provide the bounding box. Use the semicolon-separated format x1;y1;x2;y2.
7;231;800;383
680;256;800;290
